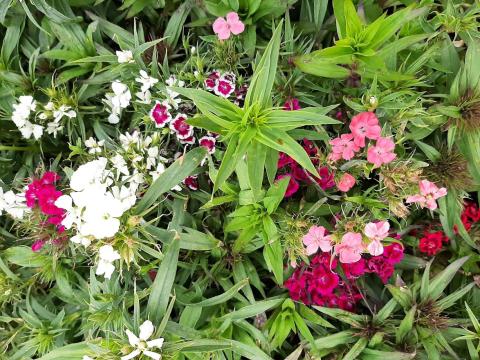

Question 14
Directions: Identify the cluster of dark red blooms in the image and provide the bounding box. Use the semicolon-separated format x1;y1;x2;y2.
284;243;404;311
418;201;480;256
25;171;65;251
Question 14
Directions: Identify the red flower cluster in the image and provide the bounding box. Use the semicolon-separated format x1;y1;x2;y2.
276;138;335;198
284;252;361;311
25;171;65;251
460;201;480;232
284;243;404;311
419;230;449;256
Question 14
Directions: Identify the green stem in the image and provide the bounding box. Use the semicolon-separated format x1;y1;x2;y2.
0;145;37;152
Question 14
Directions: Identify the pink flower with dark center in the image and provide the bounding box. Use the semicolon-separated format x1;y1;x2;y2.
150;101;172;128
367;136;396;167
317;167;335;190
337;173;355;192
302;225;332;255
170;114;193;139
214;78;235;98
179;135;196;145
183;175;199;190
329;133;360;161
406;179;447;210
283;98;301;111
212;12;245;40
335;232;364;264
276;174;299;198
199;136;216;154
349;112;381;147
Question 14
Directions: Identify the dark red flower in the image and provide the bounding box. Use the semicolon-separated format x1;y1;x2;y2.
383;243;404;264
183;175;199;190
419;230;446;256
317;166;335;190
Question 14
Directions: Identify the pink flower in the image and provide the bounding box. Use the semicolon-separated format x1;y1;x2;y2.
329;133;360;161
364;221;389;256
150;101;172;128
199;136;216;154
310;267;339;295
276;174;299;197
337;173;355;192
364;221;389;241
335;232;364;264
170;114;193;139
283;98;301;111
212;12;245;40
302;226;332;255
341;258;366;279
32;240;45;252
204;71;220;89
317;167;335;190
214;77;235;98
406;180;447;210
278;152;294;169
349;112;381;147
367;137;396;167
383;243;404;264
179;135;195;145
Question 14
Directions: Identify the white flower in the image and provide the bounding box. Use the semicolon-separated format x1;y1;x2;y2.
80;192;124;239
121;320;164;360
46;122;63;138
136;70;159;93
111;154;129;176
136;90;152;104
83;356;93;360
19;121;43;140
0;189;29;219
150;162;166;182
96;245;121;279
116;50;134;63
70;158;109;192
111;185;137;213
165;75;184;108
112;81;132;108
71;234;91;247
191;46;196;54
120;131;141;149
11;95;36;128
85;137;105;154
146;146;159;170
53;105;76;123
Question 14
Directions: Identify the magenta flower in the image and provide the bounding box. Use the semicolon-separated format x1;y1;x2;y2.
283;98;301;111
170;114;193;139
150;101;172;128
212;12;245;40
329;133;360;161
214;77;235;98
349;112;381;147
367;136;396;167
317;166;335;190
335;232;364;264
276;174;299;198
302;225;332;255
406;179;447;210
32;240;45;252
337;173;355;192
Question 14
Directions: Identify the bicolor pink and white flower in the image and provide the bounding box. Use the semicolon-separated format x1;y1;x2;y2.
302;225;332;255
406;180;447;210
170;114;193;139
150;101;172;128
199;136;216;154
335;232;364;264
367;136;396;167
214;77;235;98
212;12;245;40
349;112;381;147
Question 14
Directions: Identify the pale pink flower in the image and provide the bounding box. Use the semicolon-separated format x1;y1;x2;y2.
302;225;332;255
364;221;389;256
335;232;364;264
212;12;245;40
349;112;381;147
406;180;447;210
337;173;355;192
329;133;360;161
367;136;396;167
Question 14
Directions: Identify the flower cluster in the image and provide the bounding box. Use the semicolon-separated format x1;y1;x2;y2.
38;102;76;138
104;81;132;124
204;70;236;98
11;96;43;140
277;139;335;197
0;188;28;219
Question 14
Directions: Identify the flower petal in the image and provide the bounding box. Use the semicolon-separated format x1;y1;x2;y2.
139;320;154;341
121;349;141;360
143;350;162;360
125;329;140;346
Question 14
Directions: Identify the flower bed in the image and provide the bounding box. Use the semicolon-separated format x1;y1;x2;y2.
0;0;479;359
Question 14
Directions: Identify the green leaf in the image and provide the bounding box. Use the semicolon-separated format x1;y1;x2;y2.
396;305;416;344
428;256;469;301
343;338;368;360
244;20;283;108
177;279;248;307
360;348;416;360
219;297;285;321
256;127;317;176
135;147;207;213
36;343;106;360
147;235;180;323
312;330;357;348
436;283;475;311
